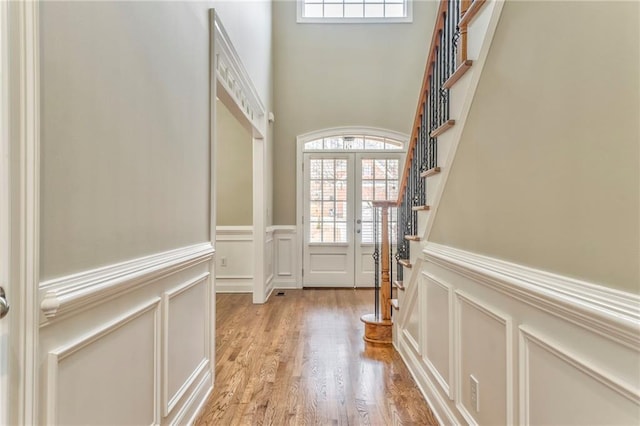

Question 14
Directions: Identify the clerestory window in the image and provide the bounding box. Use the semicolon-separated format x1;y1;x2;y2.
297;0;412;23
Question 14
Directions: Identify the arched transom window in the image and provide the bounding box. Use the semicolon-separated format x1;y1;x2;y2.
304;134;404;151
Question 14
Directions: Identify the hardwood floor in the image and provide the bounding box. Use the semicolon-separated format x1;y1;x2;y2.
195;289;439;426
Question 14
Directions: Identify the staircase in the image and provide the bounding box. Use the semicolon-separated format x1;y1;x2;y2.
391;0;504;347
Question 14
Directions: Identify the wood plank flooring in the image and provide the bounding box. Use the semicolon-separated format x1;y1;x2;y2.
195;289;438;426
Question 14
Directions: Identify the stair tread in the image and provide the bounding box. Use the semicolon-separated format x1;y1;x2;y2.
404;235;421;242
393;280;405;290
420;167;441;178
398;259;412;269
412;205;431;211
390;299;399;310
443;60;473;89
430;119;456;138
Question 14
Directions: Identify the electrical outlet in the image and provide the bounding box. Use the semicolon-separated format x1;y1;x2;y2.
470;375;480;412
221;257;227;267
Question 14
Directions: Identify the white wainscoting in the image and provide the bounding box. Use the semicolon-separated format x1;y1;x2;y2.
162;274;210;417
46;299;161;425
271;226;299;289
394;242;640;426
215;226;254;293
265;228;275;298
38;243;215;425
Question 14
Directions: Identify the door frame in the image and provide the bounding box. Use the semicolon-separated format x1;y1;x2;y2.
2;0;41;424
210;10;269;304
296;127;408;289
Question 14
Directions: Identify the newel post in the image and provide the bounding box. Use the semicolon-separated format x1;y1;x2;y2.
360;201;395;346
378;202;392;322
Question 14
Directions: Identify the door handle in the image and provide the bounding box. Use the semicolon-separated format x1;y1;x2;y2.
356;219;361;224
356;229;361;234
0;286;9;320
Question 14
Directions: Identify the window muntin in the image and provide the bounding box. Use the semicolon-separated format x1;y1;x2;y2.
304;135;403;151
309;158;349;243
298;0;411;23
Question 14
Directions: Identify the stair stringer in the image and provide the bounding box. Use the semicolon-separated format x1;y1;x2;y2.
418;0;506;246
392;256;423;349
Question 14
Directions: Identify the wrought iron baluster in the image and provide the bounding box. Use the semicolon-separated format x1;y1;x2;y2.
372;203;380;319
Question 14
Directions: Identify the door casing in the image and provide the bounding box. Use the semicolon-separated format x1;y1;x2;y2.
296;127;407;289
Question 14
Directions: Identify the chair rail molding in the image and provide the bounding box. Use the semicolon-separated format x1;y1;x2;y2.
423;242;640;350
39;243;214;323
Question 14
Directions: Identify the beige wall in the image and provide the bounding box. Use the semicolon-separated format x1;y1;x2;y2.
272;0;437;224
216;100;253;226
40;1;273;279
430;1;640;293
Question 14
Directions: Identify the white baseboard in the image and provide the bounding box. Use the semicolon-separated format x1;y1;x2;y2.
272;279;299;290
174;370;213;426
397;332;461;425
215;277;252;293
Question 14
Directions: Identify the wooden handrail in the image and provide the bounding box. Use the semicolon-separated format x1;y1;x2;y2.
396;0;489;207
396;0;449;206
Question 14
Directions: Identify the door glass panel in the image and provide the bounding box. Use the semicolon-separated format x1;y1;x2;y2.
360;158;400;244
362;159;374;179
308;158;348;243
336;181;347;200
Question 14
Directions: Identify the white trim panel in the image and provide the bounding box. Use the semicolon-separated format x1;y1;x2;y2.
265;229;274;297
162;274;210;416
422;272;455;400
454;291;513;426
519;326;640;425
46;298;162;425
215;226;254;294
271;227;300;289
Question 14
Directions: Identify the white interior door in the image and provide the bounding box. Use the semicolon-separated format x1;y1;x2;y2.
302;152;403;288
0;0;11;420
303;153;355;286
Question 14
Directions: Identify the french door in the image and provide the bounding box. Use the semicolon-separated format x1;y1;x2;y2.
302;152;402;287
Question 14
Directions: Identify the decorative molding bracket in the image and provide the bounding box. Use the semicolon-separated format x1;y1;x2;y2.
212;10;266;136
